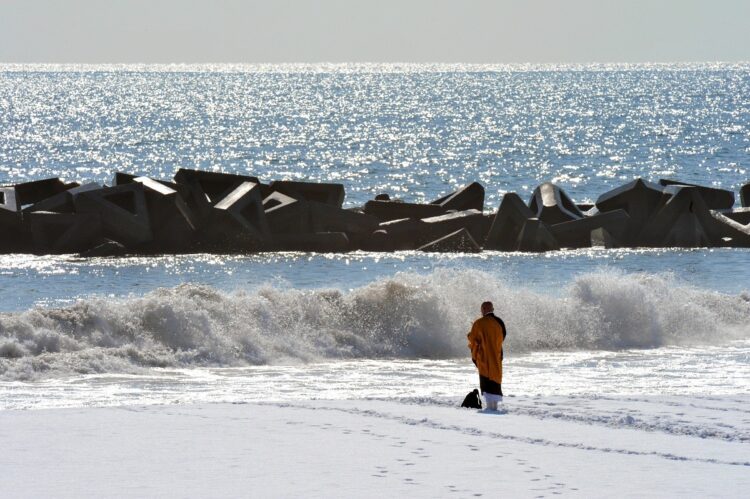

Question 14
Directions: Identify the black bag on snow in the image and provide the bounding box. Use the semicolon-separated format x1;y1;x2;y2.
461;388;482;409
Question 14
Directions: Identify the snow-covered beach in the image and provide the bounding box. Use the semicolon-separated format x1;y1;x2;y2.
2;395;748;498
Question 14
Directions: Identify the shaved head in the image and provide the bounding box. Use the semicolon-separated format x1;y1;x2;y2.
481;301;494;315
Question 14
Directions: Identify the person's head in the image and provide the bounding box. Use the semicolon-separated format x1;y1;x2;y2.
481;301;494;315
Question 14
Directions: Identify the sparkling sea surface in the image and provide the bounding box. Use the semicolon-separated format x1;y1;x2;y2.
0;64;748;406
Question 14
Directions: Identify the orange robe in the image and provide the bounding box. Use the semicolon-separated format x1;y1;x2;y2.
467;315;504;384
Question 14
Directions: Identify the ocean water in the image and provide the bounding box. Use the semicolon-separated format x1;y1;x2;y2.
1;63;749;409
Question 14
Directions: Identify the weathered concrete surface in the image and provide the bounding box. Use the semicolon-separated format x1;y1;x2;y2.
637;186;723;247
365;218;428;251
421;209;489;246
659;179;735;210
529;182;583;226
24;183;102;214
205;181;270;249
708;211;750;246
0;188;29;252
717;207;750;225
430;182;485;212
116;172;193;201
73;183;153;247
269;181;345;208
596;178;664;244
28;211;102;254
11;178;69;207
516;218;560;252
741;183;750;208
419;228;481;253
484;193;535;251
364;200;446;222
174;169;265;222
308;202;379;249
263;191;309;234
550;209;630;249
134;177;197;251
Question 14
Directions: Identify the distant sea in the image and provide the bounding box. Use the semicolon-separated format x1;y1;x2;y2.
0;64;748;408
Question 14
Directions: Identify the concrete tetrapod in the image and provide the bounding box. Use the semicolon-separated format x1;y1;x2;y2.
206;181;270;250
24;182;102;214
717;208;750;225
484;193;535;251
263;191;309;234
74;183;153;247
363;200;447;222
133;177;198;251
516;218;560;252
174;168;265;223
430;182;485;212
10;178;70;207
595;178;665;245
528;182;584;226
419;228;481;253
364;218;429;251
741;183;750;208
708;211;750;247
420;209;489;247
637;186;724;247
27;211;103;254
268;181;345;208
659;179;735;210
549;209;630;249
307;202;379;249
0;187;29;252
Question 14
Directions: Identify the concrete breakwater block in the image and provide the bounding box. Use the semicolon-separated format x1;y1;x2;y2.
421;209;489;246
419;228;481;253
484;193;535;251
205;181;270;248
133;177;198;251
430;182;485;212
517;218;560;252
24;182;102;214
264;191;309;234
269;232;350;252
637;186;723;247
741;183;750;208
528;182;583;225
27;211;102;254
308;202;379;249
596;178;664;244
364;218;428;251
363;199;447;222
717;207;750;225
74;183;153;246
4;171;750;255
115;172;192;201
0;186;21;228
550;209;630;249
174;168;266;221
709;211;750;246
269;181;345;208
659;179;734;210
8;178;69;208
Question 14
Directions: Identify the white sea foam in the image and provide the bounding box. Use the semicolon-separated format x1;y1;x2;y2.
1;269;749;380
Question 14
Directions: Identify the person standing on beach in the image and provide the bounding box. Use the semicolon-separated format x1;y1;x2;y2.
467;301;506;410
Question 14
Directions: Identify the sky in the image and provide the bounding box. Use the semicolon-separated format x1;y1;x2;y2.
0;0;749;63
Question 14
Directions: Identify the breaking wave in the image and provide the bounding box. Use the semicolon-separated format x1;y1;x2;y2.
1;269;749;380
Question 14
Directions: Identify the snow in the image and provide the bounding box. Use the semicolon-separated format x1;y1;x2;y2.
1;395;748;498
